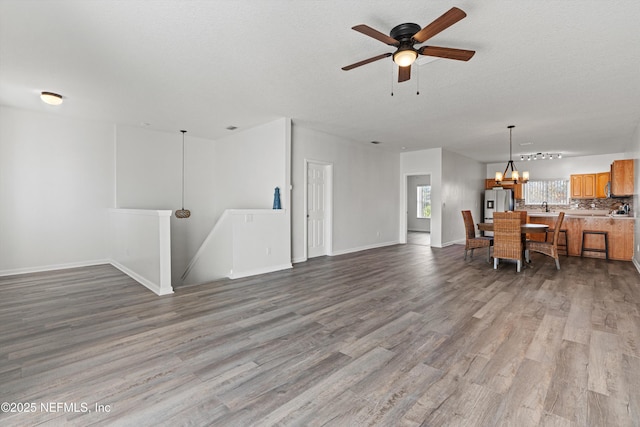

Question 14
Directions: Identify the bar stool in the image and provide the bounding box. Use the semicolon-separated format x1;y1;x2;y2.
546;228;568;256
581;230;608;260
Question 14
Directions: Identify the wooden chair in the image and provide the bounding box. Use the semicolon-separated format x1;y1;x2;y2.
461;210;493;262
493;211;523;272
526;212;565;270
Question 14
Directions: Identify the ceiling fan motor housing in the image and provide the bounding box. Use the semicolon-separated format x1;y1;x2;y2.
390;22;421;57
390;23;421;43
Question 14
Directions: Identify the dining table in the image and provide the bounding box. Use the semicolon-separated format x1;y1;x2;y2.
476;222;549;235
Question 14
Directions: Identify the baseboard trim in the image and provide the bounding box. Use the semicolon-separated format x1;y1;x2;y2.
228;263;293;279
109;260;174;296
439;239;465;248
0;259;110;277
330;240;399;257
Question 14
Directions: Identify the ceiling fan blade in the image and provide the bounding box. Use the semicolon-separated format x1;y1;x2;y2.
398;65;411;82
412;7;467;44
418;45;475;61
342;53;392;71
352;24;399;46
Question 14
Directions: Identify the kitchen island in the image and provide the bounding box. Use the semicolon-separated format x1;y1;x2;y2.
526;211;634;261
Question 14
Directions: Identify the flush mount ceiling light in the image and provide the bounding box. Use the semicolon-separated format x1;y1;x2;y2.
40;91;63;105
495;125;529;185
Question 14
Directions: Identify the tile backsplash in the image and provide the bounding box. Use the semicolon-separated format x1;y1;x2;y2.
517;197;633;214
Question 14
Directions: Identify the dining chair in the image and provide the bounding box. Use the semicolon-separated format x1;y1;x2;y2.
518;210;528;224
525;212;565;270
493;211;523;272
461;210;493;262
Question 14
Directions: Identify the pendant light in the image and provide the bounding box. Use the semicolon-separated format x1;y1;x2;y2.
175;130;191;219
495;125;529;185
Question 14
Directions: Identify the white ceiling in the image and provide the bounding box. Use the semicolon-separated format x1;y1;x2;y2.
1;1;639;163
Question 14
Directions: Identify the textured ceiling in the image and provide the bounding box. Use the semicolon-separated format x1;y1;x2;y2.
1;1;639;163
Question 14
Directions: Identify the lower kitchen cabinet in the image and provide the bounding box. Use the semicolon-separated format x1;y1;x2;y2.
528;215;633;261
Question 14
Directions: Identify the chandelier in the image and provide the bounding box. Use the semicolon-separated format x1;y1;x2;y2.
495;125;529;185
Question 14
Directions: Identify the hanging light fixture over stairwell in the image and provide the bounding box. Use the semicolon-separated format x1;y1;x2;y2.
175;130;191;219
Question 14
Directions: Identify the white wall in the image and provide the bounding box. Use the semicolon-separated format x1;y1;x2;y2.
291;126;400;262
0;106;114;275
109;209;173;295
115;124;217;283
442;149;486;246
407;175;431;232
213;118;290;215
115;118;290;284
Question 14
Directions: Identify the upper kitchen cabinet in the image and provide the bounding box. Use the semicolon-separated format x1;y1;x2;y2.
596;172;610;199
610;159;634;196
486;179;523;199
571;173;596;199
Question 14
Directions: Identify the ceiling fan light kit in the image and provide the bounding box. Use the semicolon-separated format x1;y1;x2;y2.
342;7;475;83
393;49;418;67
495;126;529;185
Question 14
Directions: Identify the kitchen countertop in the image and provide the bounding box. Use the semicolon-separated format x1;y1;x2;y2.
525;210;634;220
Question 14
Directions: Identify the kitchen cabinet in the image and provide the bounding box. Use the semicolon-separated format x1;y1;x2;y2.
570;174;596;199
610;159;634;196
486;179;523;199
596;172;610;199
528;214;634;260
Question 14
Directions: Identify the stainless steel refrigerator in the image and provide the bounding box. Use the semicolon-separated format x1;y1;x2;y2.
483;188;514;236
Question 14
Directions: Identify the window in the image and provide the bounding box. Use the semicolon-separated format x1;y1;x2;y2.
417;185;431;218
524;179;569;205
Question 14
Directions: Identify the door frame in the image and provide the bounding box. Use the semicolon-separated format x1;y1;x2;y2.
303;159;333;260
400;172;432;244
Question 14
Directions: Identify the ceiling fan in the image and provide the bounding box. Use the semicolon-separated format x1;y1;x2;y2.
342;7;475;82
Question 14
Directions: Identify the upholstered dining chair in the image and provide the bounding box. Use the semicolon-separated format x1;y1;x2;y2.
525;212;565;270
461;210;493;262
493;211;523;272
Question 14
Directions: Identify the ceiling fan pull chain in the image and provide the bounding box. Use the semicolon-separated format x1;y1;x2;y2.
416;67;420;95
390;63;394;96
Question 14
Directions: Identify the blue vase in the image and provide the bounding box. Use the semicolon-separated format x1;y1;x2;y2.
273;187;281;209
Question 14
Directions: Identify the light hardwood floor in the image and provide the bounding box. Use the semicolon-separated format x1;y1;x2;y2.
1;244;639;426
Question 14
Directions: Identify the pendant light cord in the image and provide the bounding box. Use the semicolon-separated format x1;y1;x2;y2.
180;130;186;210
509;126;513;161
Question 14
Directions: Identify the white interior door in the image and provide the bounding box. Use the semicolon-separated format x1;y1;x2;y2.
307;162;330;258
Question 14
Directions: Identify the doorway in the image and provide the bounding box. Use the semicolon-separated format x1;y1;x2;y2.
406;174;431;246
305;160;333;258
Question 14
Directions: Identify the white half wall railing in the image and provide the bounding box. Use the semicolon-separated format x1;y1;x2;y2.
182;209;292;286
109;209;173;295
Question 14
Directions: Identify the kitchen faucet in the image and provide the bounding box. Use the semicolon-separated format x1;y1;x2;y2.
542;201;549;212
